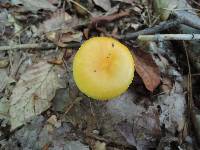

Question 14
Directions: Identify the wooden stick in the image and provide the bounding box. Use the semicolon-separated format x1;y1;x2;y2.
0;42;80;51
119;18;183;40
138;34;200;41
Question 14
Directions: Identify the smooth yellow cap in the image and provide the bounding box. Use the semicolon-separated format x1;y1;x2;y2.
73;37;135;100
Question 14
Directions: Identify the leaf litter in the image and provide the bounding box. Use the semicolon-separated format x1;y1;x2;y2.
9;61;63;130
0;0;198;149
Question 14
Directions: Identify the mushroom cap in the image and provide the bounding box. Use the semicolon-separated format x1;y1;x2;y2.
73;37;135;100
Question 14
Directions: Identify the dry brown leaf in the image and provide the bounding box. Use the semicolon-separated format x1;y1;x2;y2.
132;49;160;92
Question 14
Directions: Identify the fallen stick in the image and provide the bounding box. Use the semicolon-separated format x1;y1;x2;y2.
138;34;200;41
0;42;80;51
119;18;183;40
85;11;130;38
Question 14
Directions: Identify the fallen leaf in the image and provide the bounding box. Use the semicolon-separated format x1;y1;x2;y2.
11;0;56;13
5;115;89;149
155;81;186;134
47;50;64;65
0;69;9;92
9;61;62;130
117;107;161;149
0;97;10;121
106;90;145;123
47;59;63;65
39;9;72;33
39;9;83;46
93;0;111;11
107;90;161;149
132;49;160;92
161;77;173;93
46;30;83;47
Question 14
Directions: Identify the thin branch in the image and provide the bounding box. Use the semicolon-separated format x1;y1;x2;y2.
0;42;80;51
174;11;200;30
85;11;130;38
183;41;193;134
119;18;183;40
138;34;200;41
86;133;134;149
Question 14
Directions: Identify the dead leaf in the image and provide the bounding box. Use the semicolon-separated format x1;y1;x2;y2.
47;50;64;65
161;77;173;93
93;0;111;11
39;9;82;46
155;81;186;134
117;107;161;149
0;69;9;92
39;9;72;33
11;0;56;13
47;59;63;65
46;30;83;47
9;61;62;130
132;49;160;92
5;115;89;149
0;97;10;121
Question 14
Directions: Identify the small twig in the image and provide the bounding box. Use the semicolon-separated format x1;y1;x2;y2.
86;133;134;149
0;42;80;51
191;73;200;76
174;9;200;30
138;34;200;41
190;0;200;8
91;11;130;25
63;97;82;115
183;41;193;134
85;11;130;38
119;18;183;40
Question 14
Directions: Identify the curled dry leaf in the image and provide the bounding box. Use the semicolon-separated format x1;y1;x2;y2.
9;61;62;130
132;49;160;92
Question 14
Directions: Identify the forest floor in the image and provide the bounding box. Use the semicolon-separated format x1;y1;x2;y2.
0;0;200;149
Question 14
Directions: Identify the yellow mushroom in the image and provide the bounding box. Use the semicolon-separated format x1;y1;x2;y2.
73;37;135;100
